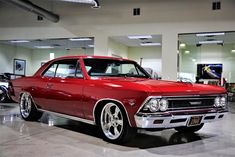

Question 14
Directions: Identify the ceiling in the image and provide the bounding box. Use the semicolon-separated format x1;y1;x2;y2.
179;32;235;46
111;35;162;47
0;38;94;50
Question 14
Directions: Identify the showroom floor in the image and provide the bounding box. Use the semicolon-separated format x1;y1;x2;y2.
0;103;235;157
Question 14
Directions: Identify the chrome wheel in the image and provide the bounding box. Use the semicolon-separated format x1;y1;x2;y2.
100;103;124;140
20;93;32;118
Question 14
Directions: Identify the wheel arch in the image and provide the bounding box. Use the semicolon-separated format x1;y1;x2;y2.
93;98;132;127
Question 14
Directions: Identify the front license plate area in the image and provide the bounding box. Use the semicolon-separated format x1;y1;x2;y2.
188;116;202;126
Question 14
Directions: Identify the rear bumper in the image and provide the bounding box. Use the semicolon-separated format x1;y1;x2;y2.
134;108;227;128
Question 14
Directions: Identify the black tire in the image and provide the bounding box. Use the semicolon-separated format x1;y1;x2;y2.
0;86;9;103
98;102;136;143
19;93;43;121
175;123;204;133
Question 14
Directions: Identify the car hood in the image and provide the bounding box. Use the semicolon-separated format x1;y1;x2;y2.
93;77;226;96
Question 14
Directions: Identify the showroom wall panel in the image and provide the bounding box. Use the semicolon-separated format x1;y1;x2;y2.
31;48;94;74
128;46;162;75
0;43;33;75
108;38;128;58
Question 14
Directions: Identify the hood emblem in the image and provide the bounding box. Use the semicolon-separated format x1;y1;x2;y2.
189;101;202;105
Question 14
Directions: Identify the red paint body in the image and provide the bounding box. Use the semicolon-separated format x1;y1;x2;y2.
10;56;226;127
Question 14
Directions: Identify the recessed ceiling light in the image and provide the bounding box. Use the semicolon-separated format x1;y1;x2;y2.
180;43;186;48
34;46;54;49
10;40;30;43
198;40;223;44
196;32;225;37
88;45;94;47
231;50;235;53
128;35;152;39
185;50;190;54
140;42;161;46
69;38;92;41
192;58;196;62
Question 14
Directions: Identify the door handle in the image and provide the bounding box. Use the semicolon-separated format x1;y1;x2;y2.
46;83;53;89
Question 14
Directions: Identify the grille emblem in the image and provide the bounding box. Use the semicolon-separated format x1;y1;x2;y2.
189;101;202;105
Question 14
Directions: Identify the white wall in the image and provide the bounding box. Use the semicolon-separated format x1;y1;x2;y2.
128;46;162;75
180;44;235;82
1;0;235;80
31;48;94;74
0;43;33;75
108;38;128;58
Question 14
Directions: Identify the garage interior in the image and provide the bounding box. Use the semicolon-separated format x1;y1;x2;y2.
1;0;235;156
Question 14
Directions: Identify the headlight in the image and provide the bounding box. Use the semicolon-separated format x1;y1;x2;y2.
159;99;168;111
148;99;160;112
142;98;168;112
214;96;227;107
214;97;220;107
220;97;227;107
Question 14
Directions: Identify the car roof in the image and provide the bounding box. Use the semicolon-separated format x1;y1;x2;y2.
52;55;134;62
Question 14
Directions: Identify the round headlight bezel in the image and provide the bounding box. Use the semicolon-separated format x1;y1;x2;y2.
159;99;168;111
214;97;221;107
214;96;227;107
148;99;160;112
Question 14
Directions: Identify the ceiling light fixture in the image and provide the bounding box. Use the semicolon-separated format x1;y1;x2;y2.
128;35;152;39
88;45;94;47
69;38;92;41
180;43;186;48
140;42;161;46
10;40;30;43
192;58;196;62
58;0;100;8
196;32;225;37
198;40;223;44
231;50;235;53
34;46;54;49
185;50;190;54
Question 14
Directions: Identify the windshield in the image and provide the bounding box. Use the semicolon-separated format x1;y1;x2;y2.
83;58;150;78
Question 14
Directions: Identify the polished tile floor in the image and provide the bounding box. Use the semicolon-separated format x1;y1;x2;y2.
0;102;235;157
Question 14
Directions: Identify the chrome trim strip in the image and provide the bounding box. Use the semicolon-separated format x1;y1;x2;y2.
38;109;95;125
93;98;132;126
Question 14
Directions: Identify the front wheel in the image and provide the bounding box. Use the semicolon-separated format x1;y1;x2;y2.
99;102;136;143
175;124;204;133
0;86;9;103
19;93;43;121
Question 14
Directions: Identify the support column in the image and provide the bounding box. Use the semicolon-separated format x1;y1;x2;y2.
94;34;109;56
162;32;178;81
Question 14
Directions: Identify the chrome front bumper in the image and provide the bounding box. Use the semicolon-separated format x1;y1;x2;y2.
134;109;227;128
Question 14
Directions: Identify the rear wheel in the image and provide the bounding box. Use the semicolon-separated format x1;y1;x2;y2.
19;93;42;121
99;102;136;143
175;124;204;133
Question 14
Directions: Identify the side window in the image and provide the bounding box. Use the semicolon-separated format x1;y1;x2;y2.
43;63;58;77
42;59;83;78
55;60;77;78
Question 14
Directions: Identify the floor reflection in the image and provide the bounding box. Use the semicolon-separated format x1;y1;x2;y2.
0;103;221;150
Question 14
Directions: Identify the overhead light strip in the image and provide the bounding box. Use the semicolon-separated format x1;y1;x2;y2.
198;40;223;44
10;40;30;43
128;35;152;39
140;42;161;46
69;38;92;41
34;46;54;49
196;32;225;37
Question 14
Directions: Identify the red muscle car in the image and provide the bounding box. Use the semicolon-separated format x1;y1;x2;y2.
10;56;228;143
